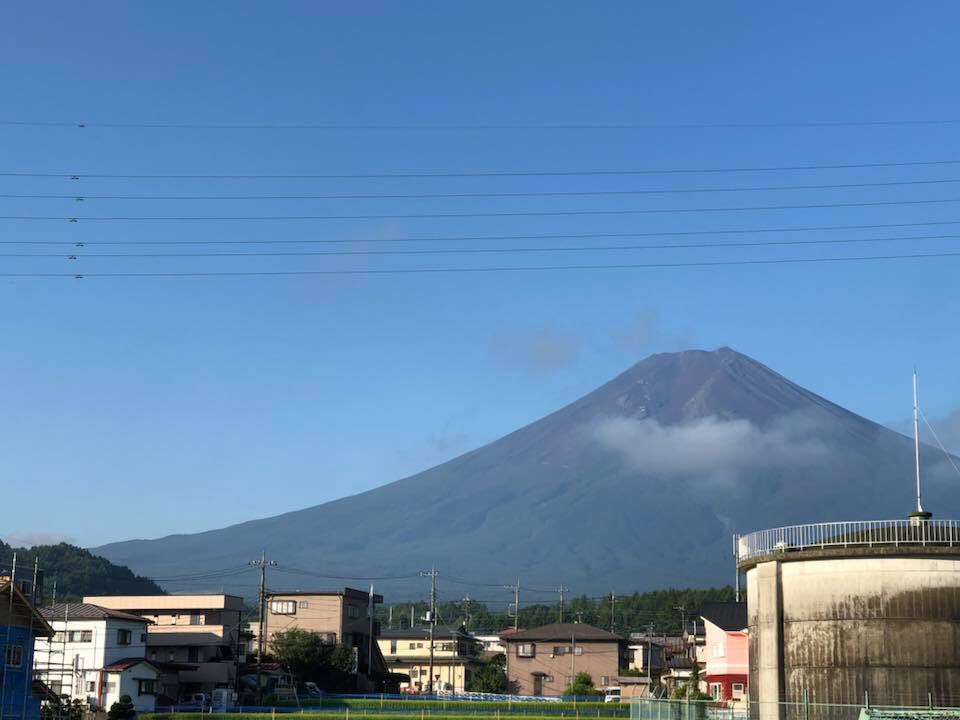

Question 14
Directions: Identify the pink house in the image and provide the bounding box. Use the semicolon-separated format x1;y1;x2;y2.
700;602;748;704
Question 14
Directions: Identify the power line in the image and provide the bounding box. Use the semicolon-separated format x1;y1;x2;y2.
9;176;960;201
4;118;960;130
6;218;960;246
4;250;959;278
8;195;960;222
10;231;960;259
5;158;960;180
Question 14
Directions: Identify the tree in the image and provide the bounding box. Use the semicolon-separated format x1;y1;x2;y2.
671;664;711;701
107;695;136;720
270;629;356;690
465;653;506;693
566;672;602;697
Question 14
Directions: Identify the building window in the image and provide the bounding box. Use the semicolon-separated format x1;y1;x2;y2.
347;606;360;619
168;651;175;662
732;683;745;699
87;681;96;693
67;630;92;643
600;676;610;687
390;640;397;655
516;643;535;658
138;679;156;696
713;643;725;658
410;668;419;678
270;600;296;615
117;629;132;646
4;645;23;668
299;601;309;609
188;647;199;663
710;683;723;700
552;646;567;656
189;615;201;626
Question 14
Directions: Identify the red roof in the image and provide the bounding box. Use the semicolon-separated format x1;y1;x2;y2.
102;658;160;673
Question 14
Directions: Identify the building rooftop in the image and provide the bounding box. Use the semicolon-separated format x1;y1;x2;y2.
41;603;151;624
380;625;468;639
83;594;245;611
102;657;160;673
699;602;747;632
265;588;383;603
503;623;621;642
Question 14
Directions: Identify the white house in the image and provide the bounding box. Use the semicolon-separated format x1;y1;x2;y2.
34;603;160;713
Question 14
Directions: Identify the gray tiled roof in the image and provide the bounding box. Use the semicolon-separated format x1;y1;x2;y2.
40;603;150;624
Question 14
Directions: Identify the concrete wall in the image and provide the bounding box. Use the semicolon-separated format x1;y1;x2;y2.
747;553;960;712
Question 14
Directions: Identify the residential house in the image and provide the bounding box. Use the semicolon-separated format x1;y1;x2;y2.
472;628;522;657
0;580;54;720
252;589;387;691
627;636;664;679
501;623;625;697
34;603;159;713
377;626;483;693
699;602;747;704
83;594;247;698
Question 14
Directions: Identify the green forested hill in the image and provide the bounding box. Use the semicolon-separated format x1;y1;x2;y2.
0;540;164;602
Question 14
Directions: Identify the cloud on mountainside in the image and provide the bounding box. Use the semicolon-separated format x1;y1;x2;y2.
589;414;832;485
489;326;579;373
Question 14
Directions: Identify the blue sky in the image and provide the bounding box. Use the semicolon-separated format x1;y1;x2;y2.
2;2;959;547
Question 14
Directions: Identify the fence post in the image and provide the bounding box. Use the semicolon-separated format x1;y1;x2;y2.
928;692;933;709
864;691;869;711
802;689;809;720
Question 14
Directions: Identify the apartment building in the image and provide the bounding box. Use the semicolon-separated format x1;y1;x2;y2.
501;623;625;697
34;603;158;713
253;589;387;690
83;594;247;697
377;626;483;693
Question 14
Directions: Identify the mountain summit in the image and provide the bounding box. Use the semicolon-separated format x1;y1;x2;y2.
95;348;957;593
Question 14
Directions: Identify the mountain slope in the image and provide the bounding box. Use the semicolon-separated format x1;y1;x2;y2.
94;348;958;594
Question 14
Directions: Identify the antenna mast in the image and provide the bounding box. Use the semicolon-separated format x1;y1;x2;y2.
914;369;923;514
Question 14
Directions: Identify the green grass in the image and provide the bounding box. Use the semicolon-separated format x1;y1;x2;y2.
144;713;625;720
282;700;622;714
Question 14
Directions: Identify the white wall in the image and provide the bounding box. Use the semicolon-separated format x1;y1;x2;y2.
34;618;149;704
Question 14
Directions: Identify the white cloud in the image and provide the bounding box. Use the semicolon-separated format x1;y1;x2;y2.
589;414;831;485
3;532;74;548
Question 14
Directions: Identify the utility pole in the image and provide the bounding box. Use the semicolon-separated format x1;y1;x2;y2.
557;585;568;624
251;551;276;706
367;585;377;682
420;566;438;694
674;606;688;657
645;623;655;683
504;578;520;631
461;595;473;628
610;593;616;634
388;605;394;630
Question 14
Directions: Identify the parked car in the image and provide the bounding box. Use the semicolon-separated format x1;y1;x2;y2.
602;687;621;703
178;693;211;710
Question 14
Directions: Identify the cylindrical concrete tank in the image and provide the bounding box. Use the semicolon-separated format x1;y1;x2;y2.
737;520;960;718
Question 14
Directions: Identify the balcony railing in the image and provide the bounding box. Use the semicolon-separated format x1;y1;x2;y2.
735;518;960;564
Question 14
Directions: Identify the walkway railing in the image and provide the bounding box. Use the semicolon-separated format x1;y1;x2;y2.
735;519;960;564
